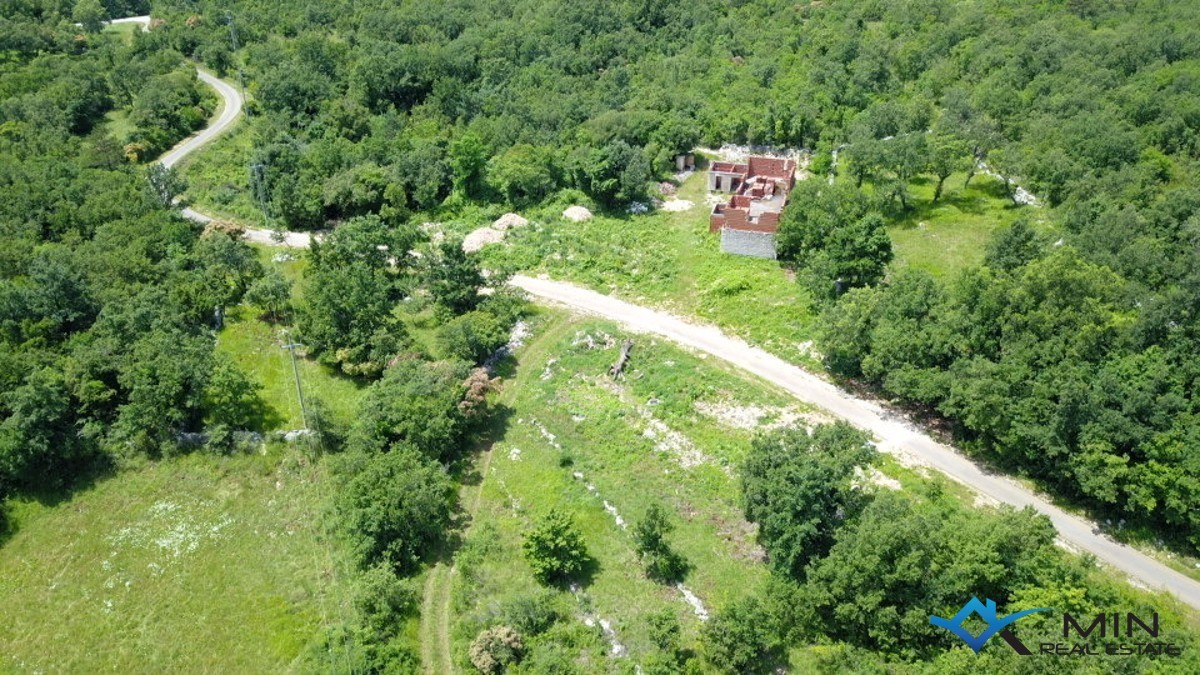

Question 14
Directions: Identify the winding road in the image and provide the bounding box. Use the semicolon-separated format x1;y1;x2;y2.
160;24;1200;613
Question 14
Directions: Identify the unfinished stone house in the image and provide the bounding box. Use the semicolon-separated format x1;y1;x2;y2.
708;156;797;259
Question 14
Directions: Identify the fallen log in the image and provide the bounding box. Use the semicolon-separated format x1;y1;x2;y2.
609;339;633;379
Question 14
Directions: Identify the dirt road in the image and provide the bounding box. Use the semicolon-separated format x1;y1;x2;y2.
510;274;1200;610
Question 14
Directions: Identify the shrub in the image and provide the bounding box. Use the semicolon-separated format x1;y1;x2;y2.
522;511;590;585
438;310;507;364
633;503;689;583
469;625;524;674
340;446;453;573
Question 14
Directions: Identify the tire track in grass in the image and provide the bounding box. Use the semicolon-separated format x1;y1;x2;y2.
421;415;499;674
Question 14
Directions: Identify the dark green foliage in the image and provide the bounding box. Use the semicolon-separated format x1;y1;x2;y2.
201;358;263;429
349;358;474;462
804;493;1060;656
776;181;891;299
426;239;486;315
984;218;1042;272
501;592;562;637
297;215;414;376
487;145;558;207
127;70;214;158
741;423;877;580
701;595;780;675
522;510;590;586
632;502;689;583
437;310;507;364
340;445;453;574
568;140;651;208
354;562;420;642
145;164;185;207
243;267;292;321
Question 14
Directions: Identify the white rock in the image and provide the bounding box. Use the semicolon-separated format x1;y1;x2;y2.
462;227;505;252
562;205;593;222
492;212;529;230
660;199;694;212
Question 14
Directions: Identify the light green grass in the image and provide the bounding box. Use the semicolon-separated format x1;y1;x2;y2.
216;304;365;431
450;311;814;666
101;21;139;44
217;245;363;431
177;120;263;225
884;171;1049;279
102;108;135;145
0;447;354;673
485;172;820;365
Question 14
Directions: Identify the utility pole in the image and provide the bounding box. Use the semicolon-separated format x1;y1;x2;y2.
282;332;309;430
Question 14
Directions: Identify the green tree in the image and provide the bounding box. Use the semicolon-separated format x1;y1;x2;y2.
72;0;107;34
340;445;453;574
146;164;185;208
742;423;877;580
487;144;557;207
427;239;485;315
202;358;262;429
244;268;292;322
826;212;892;291
298;215;413;376
450;132;490;199
632;502;689;583
701;595;779;674
437;310;507;364
984;218;1041;271
350;358;473;461
926;133;970;203
522;510;590;586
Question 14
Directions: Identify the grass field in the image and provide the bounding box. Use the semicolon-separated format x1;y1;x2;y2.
101;21;139;44
177;118;263;225
483;164;1040;368
0;447;355;673
0;244;373;673
445;310;827;668
216;244;364;431
882;171;1048;279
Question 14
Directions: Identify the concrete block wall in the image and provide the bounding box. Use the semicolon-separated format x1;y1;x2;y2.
720;228;778;259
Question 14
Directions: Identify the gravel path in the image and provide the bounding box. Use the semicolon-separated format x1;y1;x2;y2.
509;274;1200;611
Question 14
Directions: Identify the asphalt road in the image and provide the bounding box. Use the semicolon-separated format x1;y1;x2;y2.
166;20;1200;612
159;69;243;170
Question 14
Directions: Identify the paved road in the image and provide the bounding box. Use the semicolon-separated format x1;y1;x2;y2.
159;69;243;170
510;274;1200;611
167;19;1200;611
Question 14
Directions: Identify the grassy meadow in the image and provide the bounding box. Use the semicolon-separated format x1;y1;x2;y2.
444;310;824;668
0;447;355;673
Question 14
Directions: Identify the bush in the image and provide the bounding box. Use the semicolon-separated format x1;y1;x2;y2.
633;503;689;583
340;446;453;574
522;511;590;585
349;359;473;461
702;596;779;674
502;591;561;636
469;625;524;674
437;310;508;364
